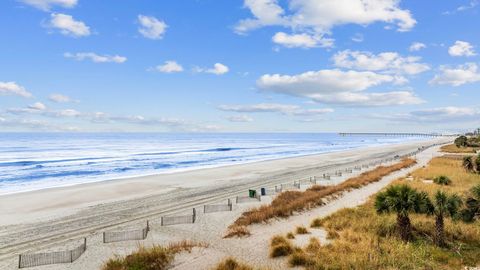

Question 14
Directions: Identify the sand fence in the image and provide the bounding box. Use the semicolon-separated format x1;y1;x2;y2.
236;194;261;203
18;238;86;268
161;208;196;226
103;221;150;243
204;199;233;213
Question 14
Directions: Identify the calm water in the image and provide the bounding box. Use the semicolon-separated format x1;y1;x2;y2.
0;133;428;195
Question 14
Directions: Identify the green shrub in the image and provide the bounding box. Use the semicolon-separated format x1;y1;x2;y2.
433;175;451;185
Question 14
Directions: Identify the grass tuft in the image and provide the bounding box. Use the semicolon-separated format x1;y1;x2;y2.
295;226;309;234
433;175;451;185
269;235;293;258
101;241;206;270
211;257;254;270
224;225;251;238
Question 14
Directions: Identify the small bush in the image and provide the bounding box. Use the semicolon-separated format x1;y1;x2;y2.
102;245;174;270
296;226;309;234
102;241;206;270
212;257;254;270
305;237;321;252
270;235;293;257
270;243;293;257
271;235;289;246
310;218;323;228
286;232;295;239
224;225;251;238
288;250;311;266
433;175;451;185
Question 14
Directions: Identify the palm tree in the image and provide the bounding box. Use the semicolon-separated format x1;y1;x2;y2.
463;156;474;173
461;184;480;222
476;155;480;173
375;185;430;241
429;191;462;247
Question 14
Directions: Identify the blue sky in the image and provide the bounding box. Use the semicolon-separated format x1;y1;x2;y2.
0;0;479;133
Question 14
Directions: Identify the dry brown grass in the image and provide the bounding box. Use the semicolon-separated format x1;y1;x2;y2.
224;225;251;238
225;158;416;237
441;144;478;154
294;156;480;270
211;257;254;270
269;235;294;258
295;226;309;234
101;241;206;270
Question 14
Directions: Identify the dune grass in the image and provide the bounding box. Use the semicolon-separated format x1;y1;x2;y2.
225;158;416;237
101;240;207;270
295;226;309;234
298;156;480;270
441;144;478;154
270;235;294;258
211;257;255;270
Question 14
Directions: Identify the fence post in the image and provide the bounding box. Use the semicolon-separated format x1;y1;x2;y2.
147;220;150;232
103;232;106;243
228;198;232;211
192;208;196;223
161;217;164;226
70;250;73;263
84;238;87;251
18;255;21;269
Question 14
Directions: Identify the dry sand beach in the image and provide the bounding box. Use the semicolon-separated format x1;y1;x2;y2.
0;138;450;269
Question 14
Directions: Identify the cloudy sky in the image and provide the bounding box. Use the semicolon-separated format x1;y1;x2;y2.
0;0;479;132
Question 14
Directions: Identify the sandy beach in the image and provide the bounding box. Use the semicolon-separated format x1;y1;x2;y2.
0;138;449;269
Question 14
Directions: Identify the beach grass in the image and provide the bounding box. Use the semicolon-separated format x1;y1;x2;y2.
294;156;480;270
101;240;206;270
441;144;478;154
211;257;255;270
225;158;417;237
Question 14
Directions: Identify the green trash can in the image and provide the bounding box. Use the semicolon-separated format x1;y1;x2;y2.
248;189;257;198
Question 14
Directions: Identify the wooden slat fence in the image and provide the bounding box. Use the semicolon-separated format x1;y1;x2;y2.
18;238;86;268
204;199;233;213
161;208;196;226
103;221;150;243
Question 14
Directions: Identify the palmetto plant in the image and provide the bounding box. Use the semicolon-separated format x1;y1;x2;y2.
428;191;462;247
463;156;475;173
476;155;480;173
375;185;430;241
461;184;480;222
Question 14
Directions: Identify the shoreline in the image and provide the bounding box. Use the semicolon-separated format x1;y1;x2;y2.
0;138;447;227
0;137;431;197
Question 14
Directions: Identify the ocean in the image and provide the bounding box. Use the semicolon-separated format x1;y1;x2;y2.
0;133;428;195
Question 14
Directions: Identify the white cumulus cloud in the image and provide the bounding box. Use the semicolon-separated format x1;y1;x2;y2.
64;52;127;63
49;93;75;103
409;42;426;51
332;50;430;75
19;0;77;11
429;63;480;86
138;15;167;40
195;63;229;75
48;13;90;37
28;102;47;111
218;103;334;115
272;32;333;48
448;41;476;57
236;0;416;47
154;61;184;73
0;81;33;98
257;69;423;106
226;115;254;122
